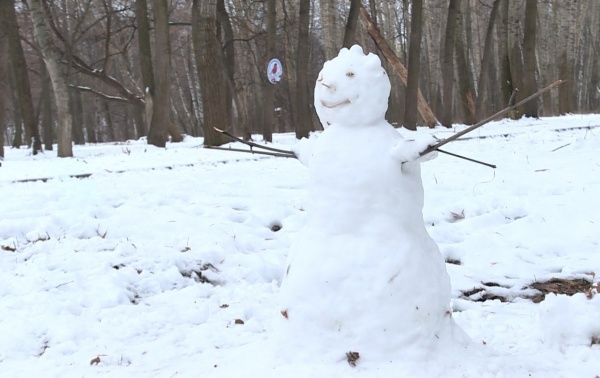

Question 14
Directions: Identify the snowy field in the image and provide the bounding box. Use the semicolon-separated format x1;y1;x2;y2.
1;114;600;377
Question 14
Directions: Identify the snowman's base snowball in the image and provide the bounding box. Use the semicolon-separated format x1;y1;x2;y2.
273;230;472;365
272;307;471;365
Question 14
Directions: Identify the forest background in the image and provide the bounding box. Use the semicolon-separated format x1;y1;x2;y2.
0;0;598;159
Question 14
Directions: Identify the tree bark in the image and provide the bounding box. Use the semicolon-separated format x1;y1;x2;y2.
27;0;73;157
263;0;276;142
455;7;477;125
295;0;313;138
522;0;538;117
475;0;501;120
2;0;42;153
134;0;153;136
0;26;6;161
70;80;86;144
402;0;423;130
342;0;360;48
191;0;230;146
319;0;341;59
103;98;115;141
217;0;235;131
440;0;460;127
146;0;172;147
85;100;98;144
498;0;514;110
359;6;437;127
507;0;525;118
38;51;54;150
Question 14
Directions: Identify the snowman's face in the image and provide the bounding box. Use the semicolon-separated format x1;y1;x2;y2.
314;45;391;128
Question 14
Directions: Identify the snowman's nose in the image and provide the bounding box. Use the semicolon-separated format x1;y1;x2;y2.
321;81;334;90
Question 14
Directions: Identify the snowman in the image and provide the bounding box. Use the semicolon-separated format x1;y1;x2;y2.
275;45;469;364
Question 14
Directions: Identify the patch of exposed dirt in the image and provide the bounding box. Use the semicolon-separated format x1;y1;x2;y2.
461;276;596;303
529;277;595;303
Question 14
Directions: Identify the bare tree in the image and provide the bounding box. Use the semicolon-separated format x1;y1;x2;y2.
134;0;154;135
295;0;313;139
474;0;501;120
0;24;6;161
191;0;230;146
38;51;54;149
144;0;178;147
403;0;424;130
320;0;341;59
2;0;42;153
342;0;360;48
27;0;73;157
263;0;276;142
440;0;460;127
522;0;538;117
455;4;477;125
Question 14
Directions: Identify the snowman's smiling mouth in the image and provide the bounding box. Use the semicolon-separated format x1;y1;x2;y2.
321;99;351;109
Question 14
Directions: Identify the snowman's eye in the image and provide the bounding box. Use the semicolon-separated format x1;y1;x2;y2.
346;72;355;77
317;74;323;82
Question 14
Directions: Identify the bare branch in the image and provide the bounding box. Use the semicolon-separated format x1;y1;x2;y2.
69;85;129;103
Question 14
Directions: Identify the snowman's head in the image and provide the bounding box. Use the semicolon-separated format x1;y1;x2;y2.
314;45;391;128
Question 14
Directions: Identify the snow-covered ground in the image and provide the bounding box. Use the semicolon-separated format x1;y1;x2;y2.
1;114;600;377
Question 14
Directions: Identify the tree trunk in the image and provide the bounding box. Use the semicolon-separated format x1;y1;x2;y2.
2;0;42;153
134;0;153;136
556;0;575;114
455;7;477;125
191;0;230;146
498;0;514;110
85;100;97;144
217;0;235;130
507;0;525;118
103;98;115;142
522;0;538;117
440;0;460;127
342;0;360;48
38;51;54;150
295;0;313;138
475;0;501;120
0;26;6;161
263;0;276;142
9;71;23;148
70;81;86;144
27;0;73;157
403;0;423;130
131;103;145;140
319;0;341;59
147;0;172;147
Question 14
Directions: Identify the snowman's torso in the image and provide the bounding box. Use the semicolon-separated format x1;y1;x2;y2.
307;123;425;236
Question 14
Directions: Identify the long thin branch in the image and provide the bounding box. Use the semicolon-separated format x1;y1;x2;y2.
437;149;496;168
213;128;296;156
204;146;297;159
69;85;129;103
422;79;566;155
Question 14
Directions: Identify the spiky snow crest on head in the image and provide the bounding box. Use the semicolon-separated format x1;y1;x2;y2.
314;45;391;128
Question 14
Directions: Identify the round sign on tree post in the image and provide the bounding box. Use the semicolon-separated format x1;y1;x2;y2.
267;58;283;84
